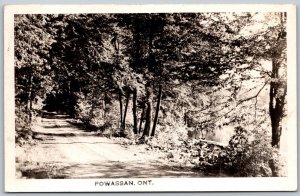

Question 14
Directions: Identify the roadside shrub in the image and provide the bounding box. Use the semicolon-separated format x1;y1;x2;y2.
75;95;93;124
147;123;188;150
15;97;44;145
225;126;283;177
15;104;31;131
156;125;284;177
224;126;251;175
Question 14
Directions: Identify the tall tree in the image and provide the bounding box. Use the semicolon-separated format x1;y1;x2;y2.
234;12;287;148
268;13;287;148
132;88;138;134
15;14;55;125
151;84;162;136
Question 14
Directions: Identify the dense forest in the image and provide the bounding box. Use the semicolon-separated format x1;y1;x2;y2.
15;12;287;177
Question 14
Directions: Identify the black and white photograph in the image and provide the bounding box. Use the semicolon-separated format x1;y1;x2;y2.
4;4;297;192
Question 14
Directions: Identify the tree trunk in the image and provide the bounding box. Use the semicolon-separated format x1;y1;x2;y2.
141;85;152;138
102;96;105;118
138;105;145;134
270;115;282;148
133;23;141;69
132;88;138;134
119;91;123;128
121;92;130;130
150;85;162;137
103;93;108;119
67;80;70;115
142;101;151;137
267;13;287;177
269;59;286;148
268;58;287;177
148;19;156;72
27;74;33;123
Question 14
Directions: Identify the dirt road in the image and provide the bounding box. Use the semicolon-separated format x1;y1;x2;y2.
16;114;207;179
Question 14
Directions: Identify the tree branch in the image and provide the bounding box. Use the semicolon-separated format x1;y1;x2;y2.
237;79;270;105
198;80;270;125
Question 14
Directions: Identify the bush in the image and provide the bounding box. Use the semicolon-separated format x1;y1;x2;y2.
15;97;43;145
225;126;283;177
224;126;251;175
75;94;93;124
154;125;284;177
147;123;188;150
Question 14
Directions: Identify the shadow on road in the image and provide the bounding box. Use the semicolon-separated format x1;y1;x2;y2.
20;160;222;179
66;119;99;132
41;111;69;119
32;113;99;138
42;124;74;129
41;141;114;145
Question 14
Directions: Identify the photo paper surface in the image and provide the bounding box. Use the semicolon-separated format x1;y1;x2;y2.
4;4;297;192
